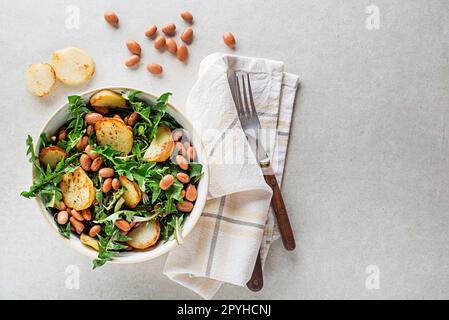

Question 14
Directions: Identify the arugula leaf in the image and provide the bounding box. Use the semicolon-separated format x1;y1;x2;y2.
58;222;71;239
39;132;52;149
65;95;89;152
93;228;131;269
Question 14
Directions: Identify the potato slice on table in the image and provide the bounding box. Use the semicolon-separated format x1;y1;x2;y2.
127;221;160;249
51;47;95;85
39;146;66;169
142;125;174;162
95;118;133;155
80;233;99;251
90;90;127;109
26;63;56;97
59;167;95;210
119;176;141;209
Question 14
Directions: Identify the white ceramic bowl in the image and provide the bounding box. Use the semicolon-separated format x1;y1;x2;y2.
33;87;208;263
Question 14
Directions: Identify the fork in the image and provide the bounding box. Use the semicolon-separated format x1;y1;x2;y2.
229;72;296;251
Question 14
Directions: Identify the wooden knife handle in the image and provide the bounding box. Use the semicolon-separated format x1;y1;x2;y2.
263;174;296;251
246;251;263;291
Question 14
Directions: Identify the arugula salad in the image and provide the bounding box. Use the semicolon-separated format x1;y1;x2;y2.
21;89;203;268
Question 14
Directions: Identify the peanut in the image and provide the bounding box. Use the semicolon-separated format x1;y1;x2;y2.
82;209;92;221
55;200;67;211
112;178;120;191
84;145;99;159
145;24;157;38
76;135;89;151
70;216;85;234
176;44;188;62
71;209;84;222
89;225;101;237
56;211;69;225
115;219;131;232
180;27;193;44
160;174;175;190
147;63;163;75
127;112;140;126
103;178;112;193
154;35;166;50
176;172;190;183
177;201;194;212
181;189;186;198
87;124;95;136
90;158;103;171
162;23;176;36
125;55;141;67
84;112;103;125
104;11;119;28
180;11;193;23
94;106;109;115
223;32;236;48
187;146;196;161
99;167;115;178
80;154;92;171
58;127;67;141
176;155;189;170
166;38;177;54
172;129;183;141
126;40;141;55
185;184;198;201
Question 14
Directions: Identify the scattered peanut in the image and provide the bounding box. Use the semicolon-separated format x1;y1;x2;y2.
154;35;166;50
176;155;189;170
112;178;120;190
84;112;103;125
222;32;236;48
80;154;92;171
71;209;84;222
99;167;115;178
56;211;69;225
104;11;119;28
180;11;193;23
166;38;178;54
162;23;176;36
89;225;101;237
147;63;163;75
177;201;194;212
176;44;188;62
103;178;112;193
187;146;196;161
127;112;140;126
115;219;131;232
90;158;103;171
82;209;92;221
58;127;67;141
76;135;89;151
94;106;109;115
180;27;193;44
125;54;141;67
176;172;190;183
145;24;157;38
70;216;85;234
126;40;142;55
185;184;198;201
160;174;175;190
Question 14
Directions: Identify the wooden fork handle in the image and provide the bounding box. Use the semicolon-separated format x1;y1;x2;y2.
264;174;296;251
246;251;263;291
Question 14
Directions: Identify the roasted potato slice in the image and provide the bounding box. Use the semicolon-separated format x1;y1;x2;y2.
95;118;133;155
51;47;95;85
89;90;127;109
80;233;99;251
59;167;95;210
119;176;141;209
142;125;174;162
26;63;56;97
127;221;160;249
39;146;66;169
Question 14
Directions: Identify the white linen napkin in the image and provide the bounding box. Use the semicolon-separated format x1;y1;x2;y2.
163;53;299;299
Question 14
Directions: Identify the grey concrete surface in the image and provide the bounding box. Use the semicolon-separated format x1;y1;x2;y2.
1;0;448;299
